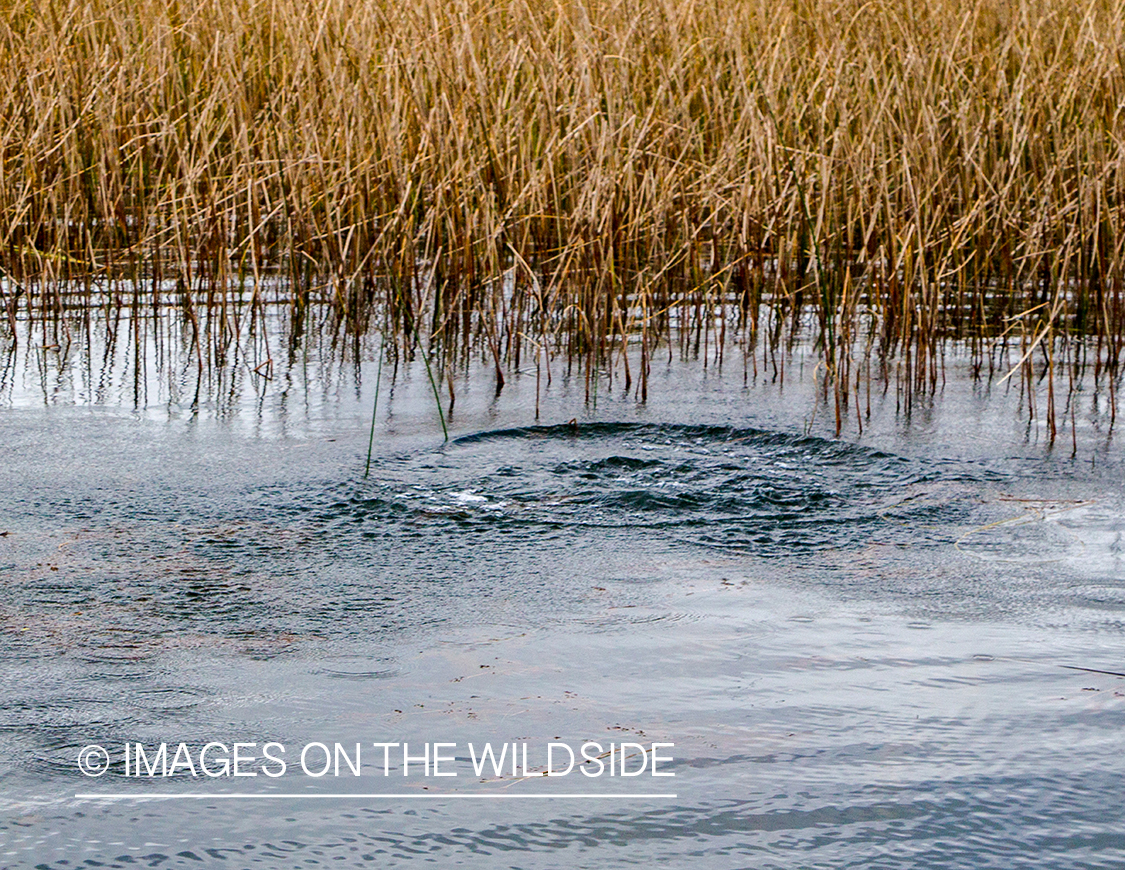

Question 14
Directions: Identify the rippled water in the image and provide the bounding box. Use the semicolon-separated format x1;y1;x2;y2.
1;334;1124;868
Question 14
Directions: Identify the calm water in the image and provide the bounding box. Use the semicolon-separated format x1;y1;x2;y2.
1;321;1124;868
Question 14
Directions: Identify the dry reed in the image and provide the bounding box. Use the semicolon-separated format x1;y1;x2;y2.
2;0;1125;433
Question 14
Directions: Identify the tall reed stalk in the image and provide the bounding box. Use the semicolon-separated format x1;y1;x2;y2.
2;0;1124;431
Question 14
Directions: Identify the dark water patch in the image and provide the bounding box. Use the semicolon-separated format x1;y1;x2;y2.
2;421;1106;651
341;423;935;558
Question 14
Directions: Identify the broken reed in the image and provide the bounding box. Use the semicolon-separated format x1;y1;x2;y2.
2;0;1125;431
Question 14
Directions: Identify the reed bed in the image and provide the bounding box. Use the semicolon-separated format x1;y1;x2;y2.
2;0;1125;433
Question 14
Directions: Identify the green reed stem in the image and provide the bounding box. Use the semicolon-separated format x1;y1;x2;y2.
363;335;385;478
416;326;449;442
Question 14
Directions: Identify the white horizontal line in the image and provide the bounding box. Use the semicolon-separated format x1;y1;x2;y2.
75;793;677;801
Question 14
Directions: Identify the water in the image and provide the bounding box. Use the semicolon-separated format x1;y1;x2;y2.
1;322;1124;868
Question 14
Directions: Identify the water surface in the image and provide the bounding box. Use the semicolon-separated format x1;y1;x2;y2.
1;328;1123;869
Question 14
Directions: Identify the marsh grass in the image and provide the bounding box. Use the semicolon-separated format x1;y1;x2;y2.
3;0;1125;436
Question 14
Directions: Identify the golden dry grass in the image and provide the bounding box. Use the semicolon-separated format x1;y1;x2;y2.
2;0;1124;424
